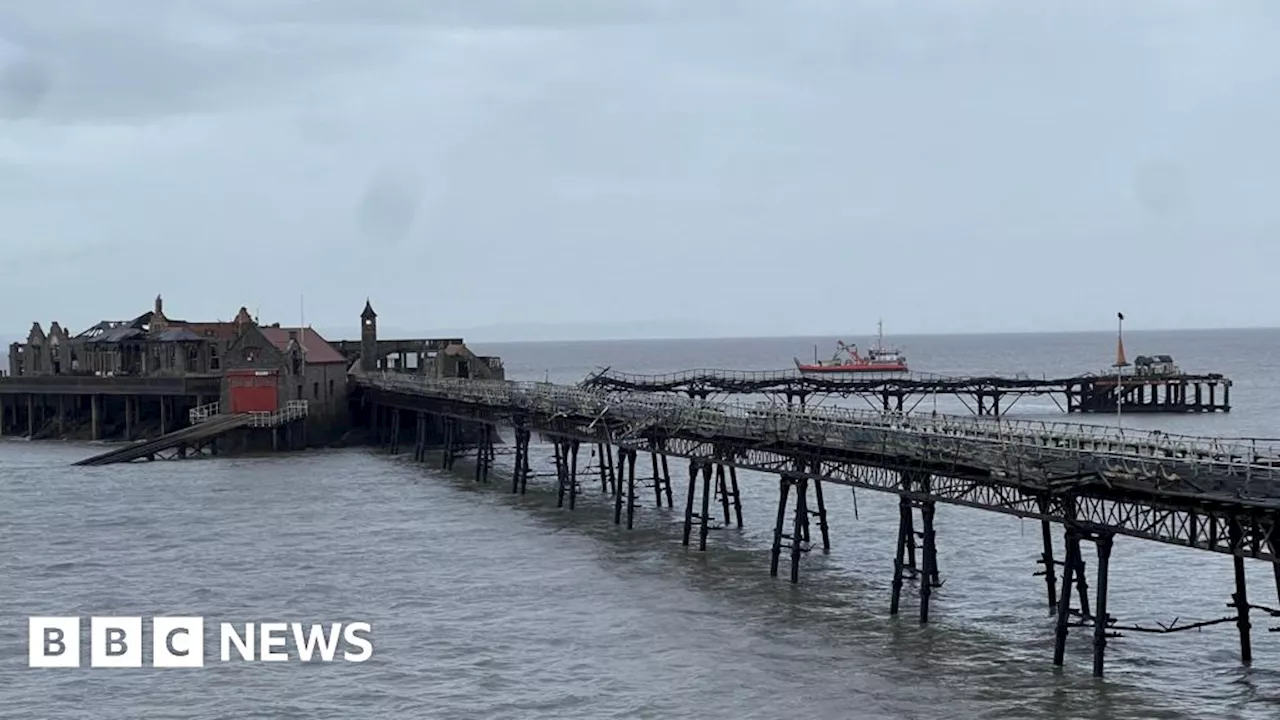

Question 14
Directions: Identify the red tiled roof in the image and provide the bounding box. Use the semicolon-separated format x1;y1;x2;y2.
259;326;347;364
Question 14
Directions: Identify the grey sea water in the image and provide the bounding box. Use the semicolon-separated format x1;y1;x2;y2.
3;328;1280;719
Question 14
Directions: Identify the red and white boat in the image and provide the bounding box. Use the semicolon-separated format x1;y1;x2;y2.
795;321;908;374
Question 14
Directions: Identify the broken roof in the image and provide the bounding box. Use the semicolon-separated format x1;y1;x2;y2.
152;328;205;342
83;326;145;344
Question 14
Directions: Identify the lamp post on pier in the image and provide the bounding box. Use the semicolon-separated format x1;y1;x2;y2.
1114;312;1129;429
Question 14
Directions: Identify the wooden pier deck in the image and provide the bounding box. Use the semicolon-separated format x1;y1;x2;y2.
350;371;1278;680
580;367;1233;415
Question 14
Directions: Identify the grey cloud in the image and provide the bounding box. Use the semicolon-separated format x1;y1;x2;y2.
0;1;1278;339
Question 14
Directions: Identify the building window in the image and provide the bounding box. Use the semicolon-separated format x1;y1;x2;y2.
328;379;334;398
313;381;319;399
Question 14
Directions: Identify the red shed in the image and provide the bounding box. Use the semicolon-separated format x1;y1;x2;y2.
227;369;279;413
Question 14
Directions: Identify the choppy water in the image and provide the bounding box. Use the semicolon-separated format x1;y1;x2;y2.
3;329;1280;719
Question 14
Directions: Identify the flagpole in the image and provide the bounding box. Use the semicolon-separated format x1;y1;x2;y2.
1115;312;1127;429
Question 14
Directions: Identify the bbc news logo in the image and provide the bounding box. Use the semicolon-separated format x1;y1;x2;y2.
28;617;373;667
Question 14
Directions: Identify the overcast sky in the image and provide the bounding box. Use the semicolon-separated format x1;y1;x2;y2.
1;1;1277;340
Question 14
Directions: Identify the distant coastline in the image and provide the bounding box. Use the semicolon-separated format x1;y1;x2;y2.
309;324;1280;346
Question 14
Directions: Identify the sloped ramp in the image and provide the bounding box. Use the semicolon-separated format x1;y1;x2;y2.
73;414;251;466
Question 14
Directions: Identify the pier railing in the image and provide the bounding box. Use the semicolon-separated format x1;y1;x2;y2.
357;373;1280;500
246;400;309;428
189;401;221;424
581;367;1232;392
189;399;308;427
582;367;967;388
370;373;1278;461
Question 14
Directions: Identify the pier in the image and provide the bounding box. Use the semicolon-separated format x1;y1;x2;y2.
351;370;1279;678
580;367;1232;415
0;297;502;454
8;296;1272;679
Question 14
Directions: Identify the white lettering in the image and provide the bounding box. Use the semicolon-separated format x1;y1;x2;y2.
342;622;373;662
220;623;254;661
153;617;205;668
259;622;288;661
291;623;342;662
28;617;80;668
90;617;141;668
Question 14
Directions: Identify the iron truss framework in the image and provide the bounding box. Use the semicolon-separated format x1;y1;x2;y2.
355;374;1280;561
580;367;1233;415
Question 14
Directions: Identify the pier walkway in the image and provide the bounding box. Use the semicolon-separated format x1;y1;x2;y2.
72;400;309;466
352;371;1277;679
580;367;1232;415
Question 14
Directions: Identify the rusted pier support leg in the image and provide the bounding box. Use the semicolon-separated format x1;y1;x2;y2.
510;429;523;492
440;419;451;469
728;465;743;528
519;427;531;493
682;459;699;544
614;448;637;528
904;506;918;573
651;450;664;507
477;425;495;481
447;419;458;469
919;497;937;624
520;436;531;493
615;449;628;525
715;464;732;525
555;441;568;508
890;491;911;616
1230;522;1253;665
447;421;459;470
414;409;424;458
484;426;496;481
661;453;673;508
412;412;422;462
511;426;527;493
1053;528;1080;666
891;471;927;615
604;442;616;495
596;443;610;494
1074;547;1091;622
567;441;580;510
698;461;713;551
475;425;489;482
1092;532;1113;677
1269;539;1280;610
789;476;809;583
769;475;793;577
625;449;636;528
389;410;401;455
812;478;830;553
1037;495;1058;613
